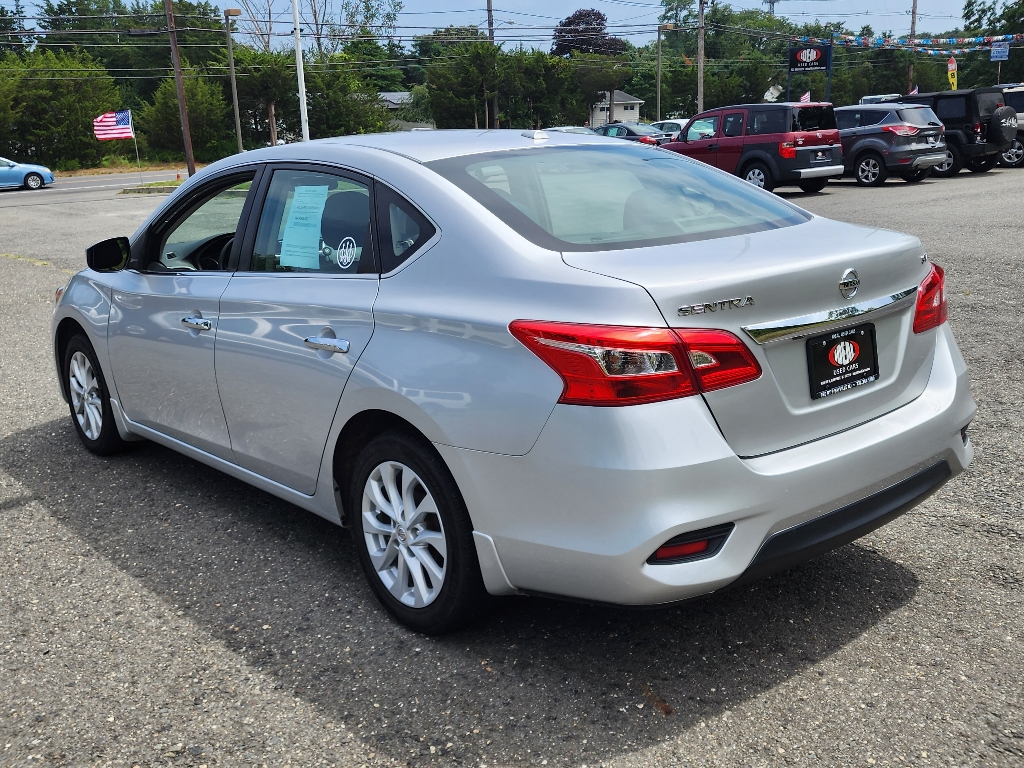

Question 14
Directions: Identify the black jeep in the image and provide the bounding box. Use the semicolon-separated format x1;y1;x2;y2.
884;88;1017;176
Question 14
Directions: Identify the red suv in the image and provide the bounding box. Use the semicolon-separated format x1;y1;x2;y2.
664;102;843;192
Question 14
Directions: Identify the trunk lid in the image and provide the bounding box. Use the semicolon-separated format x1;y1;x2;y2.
562;216;935;456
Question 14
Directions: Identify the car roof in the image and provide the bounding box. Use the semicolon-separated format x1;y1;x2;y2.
836;102;928;110
886;87;1004;101
276;128;618;163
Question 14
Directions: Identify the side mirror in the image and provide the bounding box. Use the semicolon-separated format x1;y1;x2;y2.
86;237;131;272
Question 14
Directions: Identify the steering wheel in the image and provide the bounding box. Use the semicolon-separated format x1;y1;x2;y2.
197;235;233;271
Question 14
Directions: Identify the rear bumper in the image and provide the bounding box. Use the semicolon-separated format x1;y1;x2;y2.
909;151;948;169
795;164;845;179
443;323;975;605
731;460;951;587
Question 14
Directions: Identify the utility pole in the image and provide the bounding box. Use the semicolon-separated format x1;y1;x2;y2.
656;24;674;121
163;0;195;176
291;0;309;141
224;8;243;154
907;0;918;95
697;0;708;113
487;0;497;128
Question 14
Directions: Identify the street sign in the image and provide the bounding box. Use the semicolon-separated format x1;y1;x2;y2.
991;41;1010;61
947;57;958;90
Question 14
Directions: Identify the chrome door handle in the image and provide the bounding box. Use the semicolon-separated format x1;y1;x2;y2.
181;316;212;331
304;336;350;354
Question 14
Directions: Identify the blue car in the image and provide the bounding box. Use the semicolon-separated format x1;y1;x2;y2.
0;156;55;190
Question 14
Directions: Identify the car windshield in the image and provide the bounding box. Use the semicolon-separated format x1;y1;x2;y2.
426;145;809;252
791;106;837;131
976;92;1004;117
899;107;942;126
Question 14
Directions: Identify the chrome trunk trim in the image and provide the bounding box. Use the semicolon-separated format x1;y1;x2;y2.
741;286;917;345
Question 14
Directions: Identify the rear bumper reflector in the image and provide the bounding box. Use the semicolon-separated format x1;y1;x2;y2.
648;523;735;565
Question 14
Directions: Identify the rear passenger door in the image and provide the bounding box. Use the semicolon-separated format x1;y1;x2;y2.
214;165;380;494
717;110;747;173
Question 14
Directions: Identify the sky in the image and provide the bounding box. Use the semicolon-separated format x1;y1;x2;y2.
393;0;970;48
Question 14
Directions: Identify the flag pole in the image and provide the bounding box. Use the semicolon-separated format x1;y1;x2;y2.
130;111;143;187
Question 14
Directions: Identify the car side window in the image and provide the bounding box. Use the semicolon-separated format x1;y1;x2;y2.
1007;93;1024;112
835;111;859;129
154;176;254;272
935;97;967;120
861;110;887;126
375;184;436;274
722;113;745;137
750;109;786;135
686;116;719;141
249;169;375;274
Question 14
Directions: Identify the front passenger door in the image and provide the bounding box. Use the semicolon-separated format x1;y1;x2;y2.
678;115;720;167
106;171;258;458
215;166;379;494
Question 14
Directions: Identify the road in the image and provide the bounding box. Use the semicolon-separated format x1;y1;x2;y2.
0;170;181;273
0;170;1021;767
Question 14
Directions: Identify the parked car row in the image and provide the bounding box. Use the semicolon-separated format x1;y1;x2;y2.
579;86;1018;193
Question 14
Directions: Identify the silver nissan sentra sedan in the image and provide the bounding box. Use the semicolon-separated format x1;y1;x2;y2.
52;130;975;633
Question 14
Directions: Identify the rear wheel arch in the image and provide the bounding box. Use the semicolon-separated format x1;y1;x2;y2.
739;150;779;178
332;409;446;526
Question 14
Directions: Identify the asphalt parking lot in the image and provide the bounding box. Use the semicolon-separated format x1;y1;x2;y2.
0;170;1022;767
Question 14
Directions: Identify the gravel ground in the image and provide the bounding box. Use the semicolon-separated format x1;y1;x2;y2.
0;170;1021;768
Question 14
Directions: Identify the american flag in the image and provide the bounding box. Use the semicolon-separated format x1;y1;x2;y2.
93;110;135;141
799;91;811;103
909;85;919;95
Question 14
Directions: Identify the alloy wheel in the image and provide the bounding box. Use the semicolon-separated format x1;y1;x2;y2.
361;460;447;608
1002;138;1024;166
936;150;954;173
68;351;103;441
857;158;881;184
744;168;766;187
25;174;42;189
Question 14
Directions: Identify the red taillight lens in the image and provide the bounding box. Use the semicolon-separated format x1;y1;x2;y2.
972;122;982;134
913;263;947;334
509;321;761;406
779;141;796;159
675;328;763;392
638;135;658;145
882;124;919;136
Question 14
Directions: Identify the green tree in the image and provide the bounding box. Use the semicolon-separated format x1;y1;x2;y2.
0;0;31;53
231;47;297;146
139;72;231;160
0;49;121;167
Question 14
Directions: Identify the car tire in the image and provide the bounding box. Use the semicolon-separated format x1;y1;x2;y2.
901;169;930;183
999;136;1024;168
966;156;996;173
741;161;775;192
931;144;963;177
350;429;489;634
798;178;828;193
854;152;888;186
63;334;130;456
23;172;44;190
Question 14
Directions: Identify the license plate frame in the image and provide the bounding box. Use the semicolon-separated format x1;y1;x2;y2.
806;323;879;400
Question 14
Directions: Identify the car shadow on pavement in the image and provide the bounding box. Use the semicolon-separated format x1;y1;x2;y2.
0;421;920;767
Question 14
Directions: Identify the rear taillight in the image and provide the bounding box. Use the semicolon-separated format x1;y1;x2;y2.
779;141;796;159
882;124;920;136
638;135;658;145
509;321;761;406
972;122;982;134
913;263;947;333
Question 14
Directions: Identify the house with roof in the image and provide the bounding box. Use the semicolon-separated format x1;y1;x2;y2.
589;90;645;127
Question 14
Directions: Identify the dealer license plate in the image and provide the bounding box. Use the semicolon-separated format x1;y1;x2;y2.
813;149;828;161
806;323;879;400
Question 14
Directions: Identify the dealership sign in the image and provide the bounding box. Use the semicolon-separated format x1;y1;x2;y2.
789;45;831;72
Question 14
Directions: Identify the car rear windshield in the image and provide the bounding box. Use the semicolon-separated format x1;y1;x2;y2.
791;106;837;131
898;107;942;126
627;123;663;135
426;145;809;252
976;92;1004;117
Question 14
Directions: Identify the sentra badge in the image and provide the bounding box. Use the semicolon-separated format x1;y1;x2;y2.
678;296;754;317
